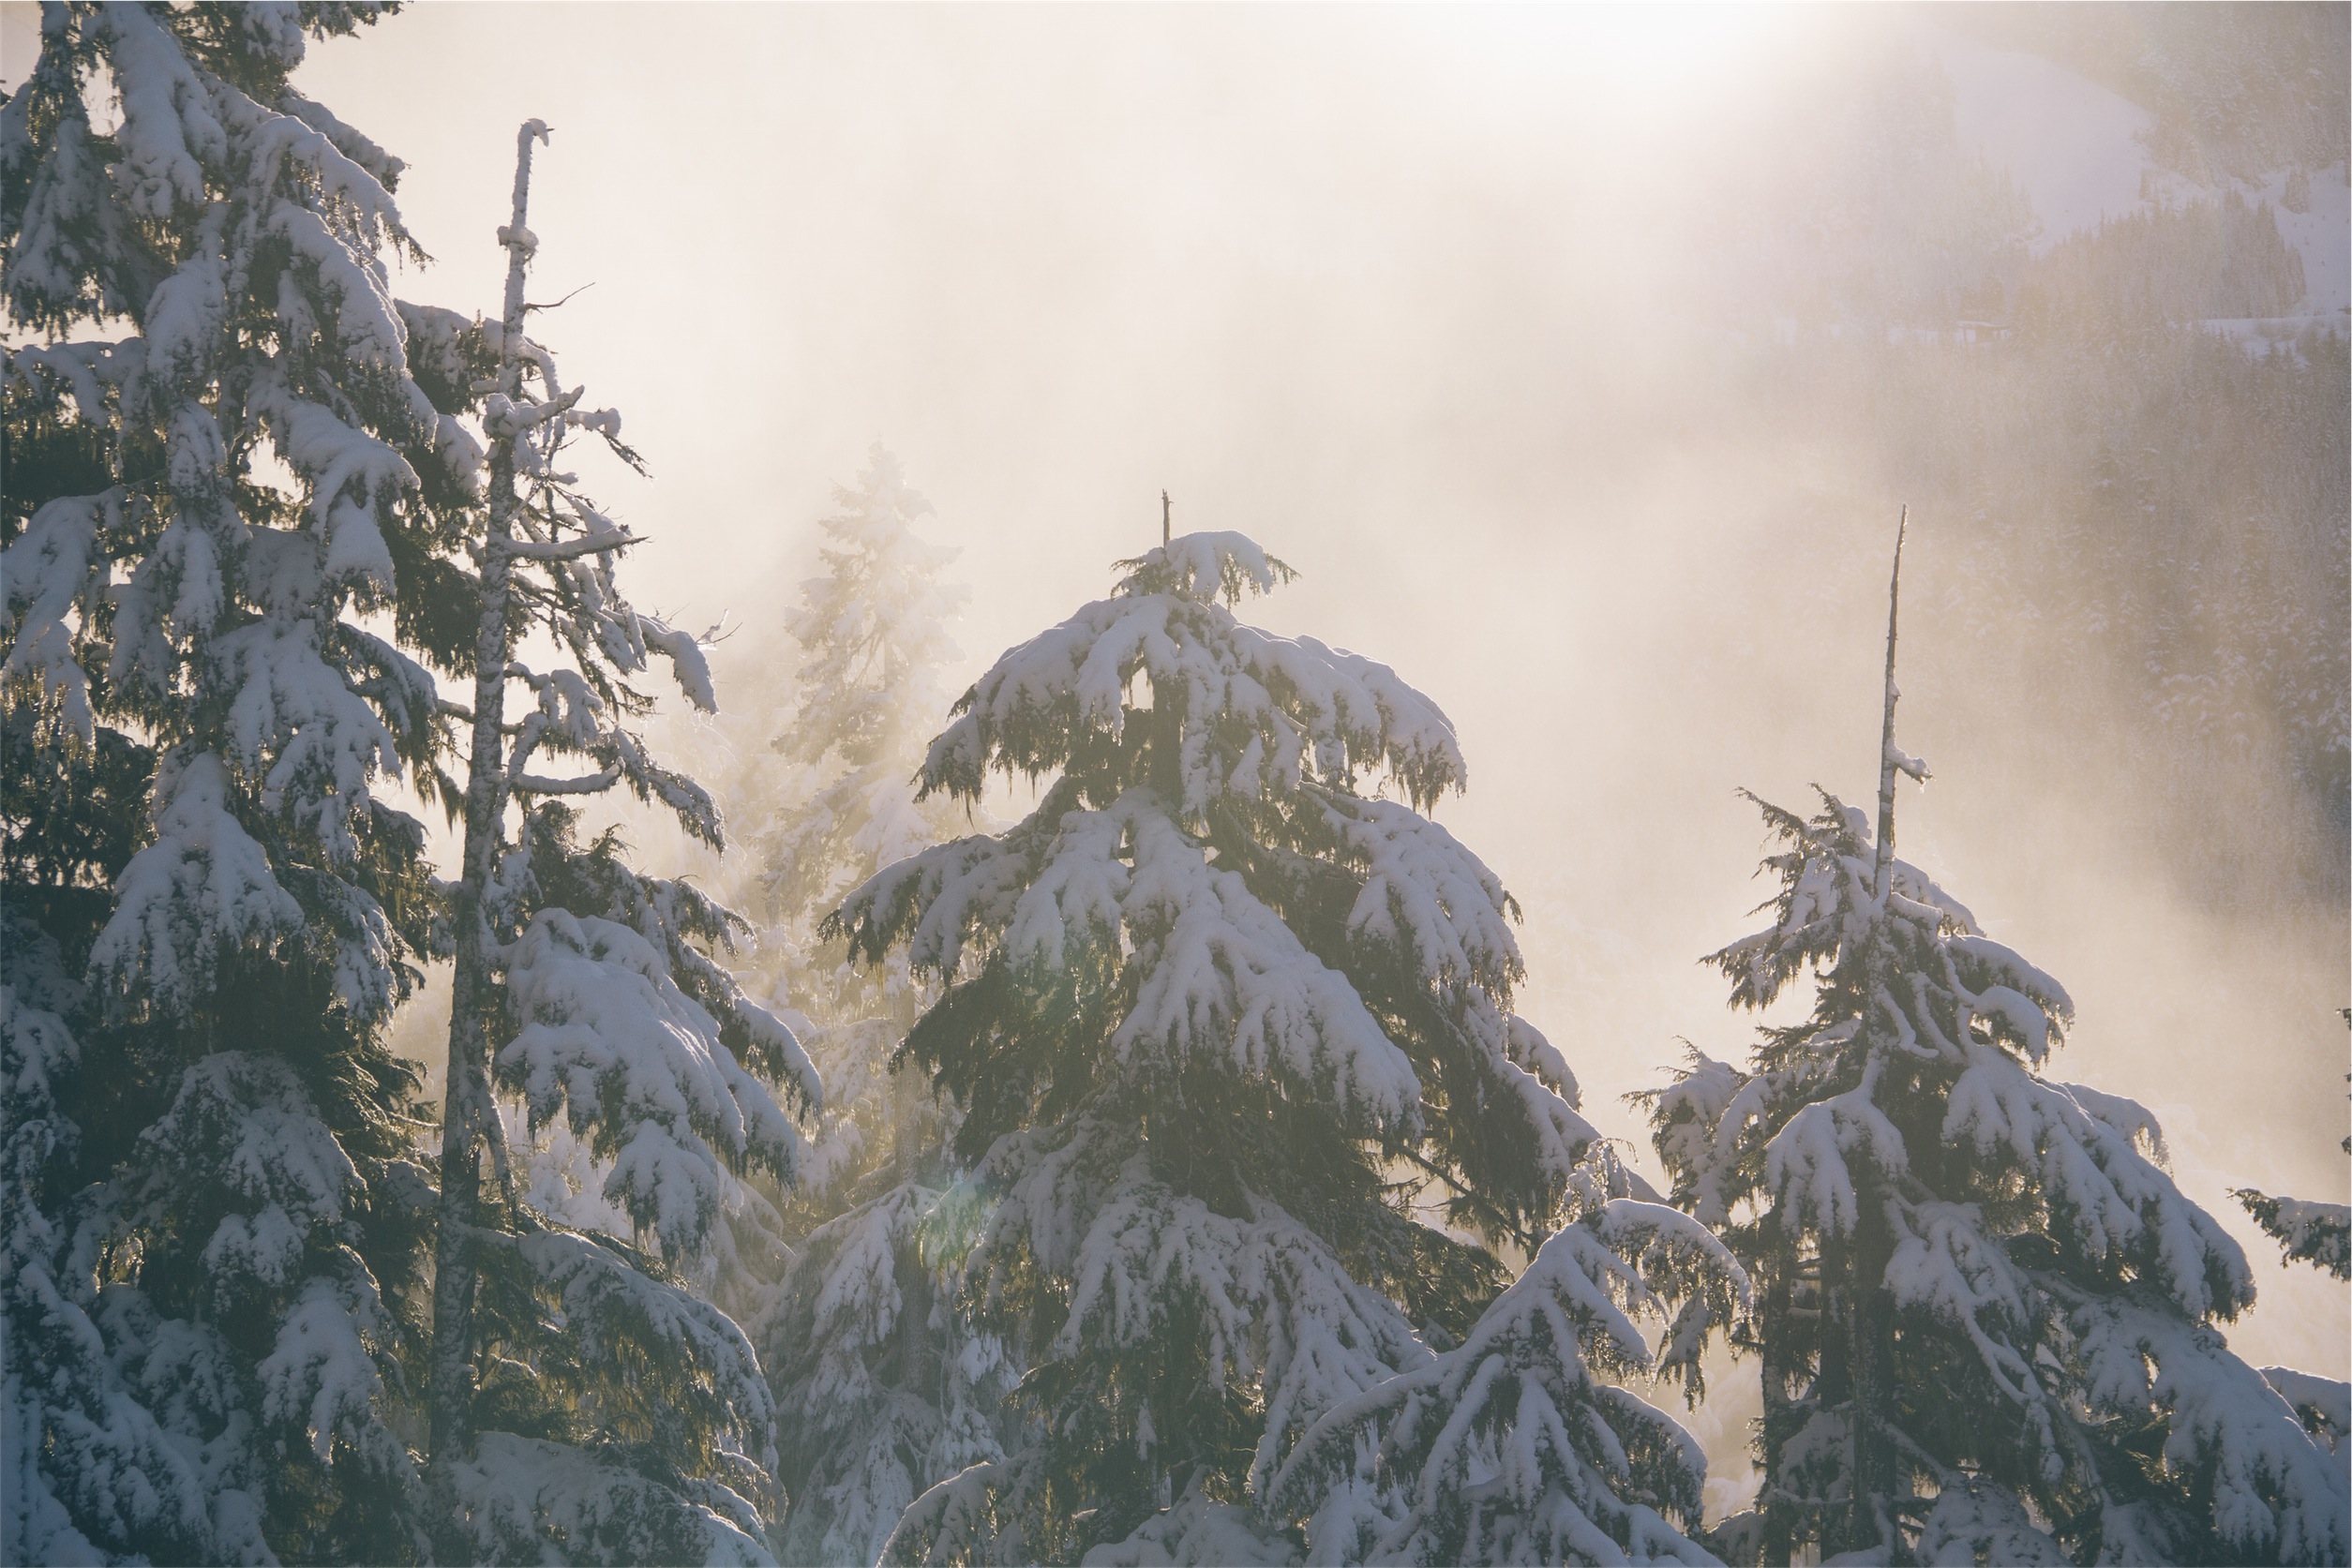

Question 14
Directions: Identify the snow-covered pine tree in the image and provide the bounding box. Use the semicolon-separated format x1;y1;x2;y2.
725;448;1013;1566
831;531;1738;1565
1642;525;2350;1565
2;6;486;1559
421;122;820;1565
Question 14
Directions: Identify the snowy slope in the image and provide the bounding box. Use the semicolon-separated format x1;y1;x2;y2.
1931;27;2162;255
1930;25;2349;320
2266;162;2351;314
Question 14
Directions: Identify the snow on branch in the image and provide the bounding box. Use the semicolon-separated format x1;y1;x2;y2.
1944;1040;2251;1318
1313;790;1523;1002
514;1229;778;1458
837;788;1422;1128
761;1178;1011;1566
642;618;717;712
89;754;305;1018
0;491;115;743
1113;802;1421;1123
247;375;420;574
1634;1049;1752;1229
1083;1478;1295;1566
2260;1367;2350;1454
5;340;137;422
212;613;403;861
96;6;225;219
511;768;622;796
1884;1200;2041;1402
883;1460;1012;1566
1763;1060;1909;1237
256;1273;412;1480
2069;1292;2350;1565
275;88;404;190
1029;1157;1432;1486
497;910;807;1256
1914;1483;2069;1566
496;529;644;561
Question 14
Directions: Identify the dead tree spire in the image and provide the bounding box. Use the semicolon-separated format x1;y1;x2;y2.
1872;506;1910;898
1161;487;1171;546
431;115;550;1486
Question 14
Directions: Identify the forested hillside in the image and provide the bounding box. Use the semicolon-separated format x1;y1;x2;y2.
1714;10;2348;913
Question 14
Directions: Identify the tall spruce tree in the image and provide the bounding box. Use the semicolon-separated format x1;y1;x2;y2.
729;447;1014;1567
1642;527;2349;1565
739;442;972;1216
753;445;967;964
3;5;465;1559
831;531;1739;1565
419;123;820;1565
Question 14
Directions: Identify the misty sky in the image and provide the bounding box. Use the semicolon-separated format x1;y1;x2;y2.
4;1;2340;1383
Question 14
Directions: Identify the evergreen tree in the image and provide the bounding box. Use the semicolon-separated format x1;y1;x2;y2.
756;445;967;963
740;441;972;1216
1642;531;2349;1565
3;5;466;1558
832;531;1735;1564
421;123;819;1564
728;447;1011;1566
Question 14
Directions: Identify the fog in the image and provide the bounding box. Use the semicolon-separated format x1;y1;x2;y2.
262;0;2347;1398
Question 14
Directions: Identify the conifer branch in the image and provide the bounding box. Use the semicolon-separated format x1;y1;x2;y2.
511;768;623;796
492;530;644;561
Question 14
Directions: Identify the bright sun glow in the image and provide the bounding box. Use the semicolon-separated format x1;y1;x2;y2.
1409;2;1799;100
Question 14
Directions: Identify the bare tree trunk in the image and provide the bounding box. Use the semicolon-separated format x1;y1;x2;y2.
1872;506;1909;897
428;119;546;1488
1814;1223;1857;1559
1757;1247;1797;1566
1846;506;1910;1559
1847;1183;1899;1557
